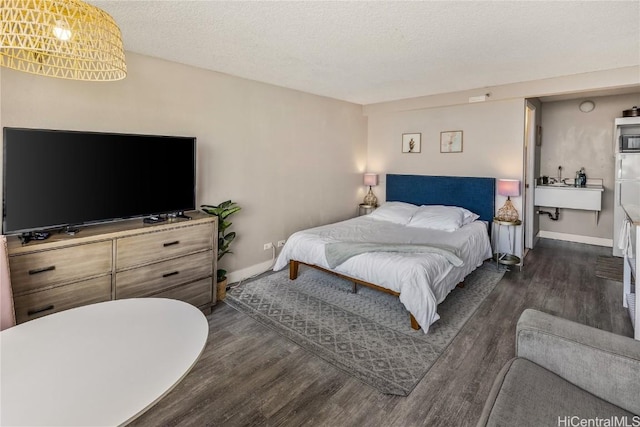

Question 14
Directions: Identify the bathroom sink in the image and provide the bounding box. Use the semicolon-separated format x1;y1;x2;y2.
535;178;604;224
535;185;603;210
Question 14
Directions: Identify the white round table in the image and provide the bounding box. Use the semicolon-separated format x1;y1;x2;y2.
1;298;209;426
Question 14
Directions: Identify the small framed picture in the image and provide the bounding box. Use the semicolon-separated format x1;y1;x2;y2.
402;133;421;153
440;130;463;153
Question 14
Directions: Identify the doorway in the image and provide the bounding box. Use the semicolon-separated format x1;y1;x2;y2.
524;100;540;250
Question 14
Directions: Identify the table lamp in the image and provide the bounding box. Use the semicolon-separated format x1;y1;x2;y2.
363;173;378;207
496;179;520;221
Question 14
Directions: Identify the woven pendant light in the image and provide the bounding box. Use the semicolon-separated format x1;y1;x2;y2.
1;0;127;81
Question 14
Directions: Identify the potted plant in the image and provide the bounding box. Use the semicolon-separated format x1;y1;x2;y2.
201;200;241;300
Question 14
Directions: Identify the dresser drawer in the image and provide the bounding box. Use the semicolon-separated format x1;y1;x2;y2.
14;275;112;324
152;278;213;308
116;250;213;299
116;223;213;270
9;241;113;294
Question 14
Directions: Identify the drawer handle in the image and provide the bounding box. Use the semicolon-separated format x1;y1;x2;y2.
163;241;180;247
28;265;56;275
162;271;179;278
27;305;55;316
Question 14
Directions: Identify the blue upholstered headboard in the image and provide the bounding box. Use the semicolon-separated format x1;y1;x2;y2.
386;174;496;224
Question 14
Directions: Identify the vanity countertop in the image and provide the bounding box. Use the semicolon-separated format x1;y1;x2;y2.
535;183;604;191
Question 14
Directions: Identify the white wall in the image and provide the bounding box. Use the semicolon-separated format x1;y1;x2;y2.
366;99;526;256
2;58;637;274
538;93;640;243
0;53;368;280
364;67;639;259
367;99;525;182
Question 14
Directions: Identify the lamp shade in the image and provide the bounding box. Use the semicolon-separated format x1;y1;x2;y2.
1;0;127;81
364;173;378;187
497;179;520;197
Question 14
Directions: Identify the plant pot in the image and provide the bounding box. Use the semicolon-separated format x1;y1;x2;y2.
216;278;227;301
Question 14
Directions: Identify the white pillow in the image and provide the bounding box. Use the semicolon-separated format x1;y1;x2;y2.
368;202;418;225
415;205;480;225
459;207;480;225
407;205;466;231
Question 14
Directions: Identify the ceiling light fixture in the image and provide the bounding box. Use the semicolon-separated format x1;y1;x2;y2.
52;19;72;41
579;100;595;113
1;0;127;81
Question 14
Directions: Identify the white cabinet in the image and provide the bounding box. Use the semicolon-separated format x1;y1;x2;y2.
621;205;639;340
613;117;640;257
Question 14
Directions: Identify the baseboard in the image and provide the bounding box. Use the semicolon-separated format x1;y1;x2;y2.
537;231;613;247
227;259;276;284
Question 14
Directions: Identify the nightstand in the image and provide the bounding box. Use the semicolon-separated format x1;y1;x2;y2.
358;204;376;216
492;218;521;268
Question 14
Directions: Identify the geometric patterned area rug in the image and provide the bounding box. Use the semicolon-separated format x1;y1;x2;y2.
226;263;504;396
595;256;624;283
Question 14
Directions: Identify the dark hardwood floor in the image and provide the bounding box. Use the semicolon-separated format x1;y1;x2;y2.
130;239;634;427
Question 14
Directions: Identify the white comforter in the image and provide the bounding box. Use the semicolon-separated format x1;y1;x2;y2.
273;216;492;333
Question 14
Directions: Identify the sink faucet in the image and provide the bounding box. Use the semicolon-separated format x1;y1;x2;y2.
558;166;562;182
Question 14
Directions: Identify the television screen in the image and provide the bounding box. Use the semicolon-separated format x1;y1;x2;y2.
3;127;196;234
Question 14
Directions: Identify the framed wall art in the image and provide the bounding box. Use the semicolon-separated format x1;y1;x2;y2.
402;133;421;153
440;130;463;153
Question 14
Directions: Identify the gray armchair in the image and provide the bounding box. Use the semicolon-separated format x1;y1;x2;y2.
477;309;640;426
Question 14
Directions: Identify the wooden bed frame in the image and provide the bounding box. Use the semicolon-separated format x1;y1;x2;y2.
288;174;496;331
290;259;436;330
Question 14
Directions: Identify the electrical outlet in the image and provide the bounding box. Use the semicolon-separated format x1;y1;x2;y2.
277;240;286;247
263;242;273;250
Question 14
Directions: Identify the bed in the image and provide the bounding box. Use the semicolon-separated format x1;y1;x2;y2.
273;174;495;333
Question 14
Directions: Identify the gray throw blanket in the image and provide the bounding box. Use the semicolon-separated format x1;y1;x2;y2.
324;242;464;269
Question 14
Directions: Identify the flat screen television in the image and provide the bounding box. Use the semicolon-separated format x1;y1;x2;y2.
2;127;196;235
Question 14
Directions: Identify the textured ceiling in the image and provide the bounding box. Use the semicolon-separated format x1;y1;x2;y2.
91;1;640;105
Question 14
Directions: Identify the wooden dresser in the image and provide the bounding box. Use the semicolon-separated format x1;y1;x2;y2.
6;212;217;324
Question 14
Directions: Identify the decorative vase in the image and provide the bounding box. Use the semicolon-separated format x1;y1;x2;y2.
216;278;227;301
